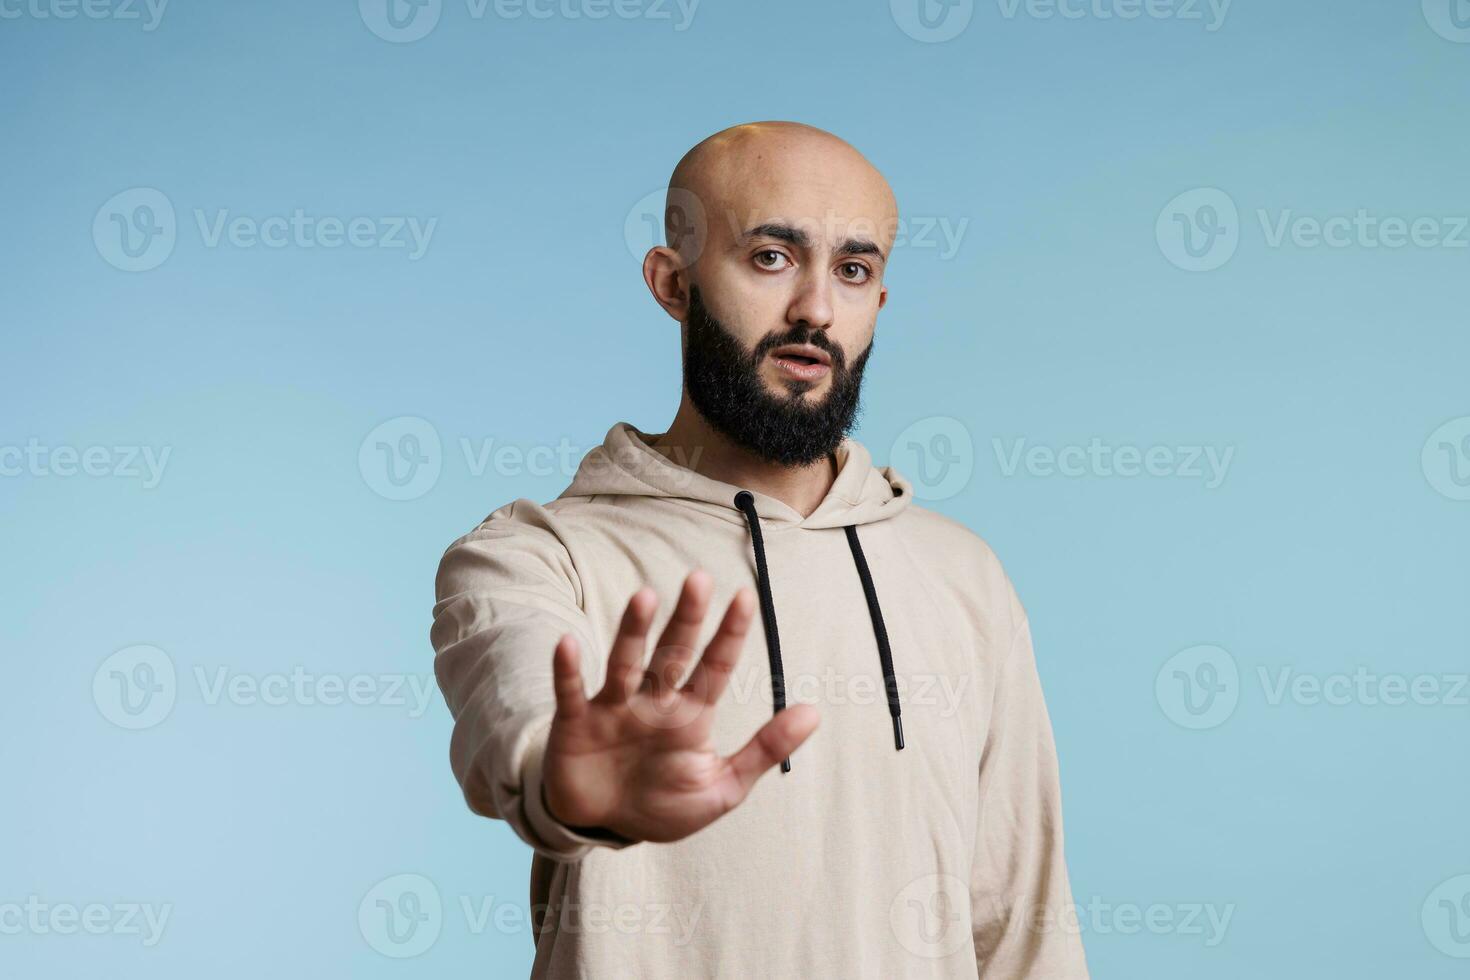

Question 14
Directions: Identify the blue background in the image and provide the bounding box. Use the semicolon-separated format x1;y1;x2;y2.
3;0;1468;976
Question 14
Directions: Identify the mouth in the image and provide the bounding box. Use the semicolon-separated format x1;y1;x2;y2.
768;343;833;382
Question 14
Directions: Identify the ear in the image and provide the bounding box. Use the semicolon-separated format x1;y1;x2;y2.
877;282;888;311
643;246;689;322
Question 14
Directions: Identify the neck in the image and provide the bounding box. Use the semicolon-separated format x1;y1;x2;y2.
649;392;839;518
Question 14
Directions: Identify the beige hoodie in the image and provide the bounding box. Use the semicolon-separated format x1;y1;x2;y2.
431;421;1089;979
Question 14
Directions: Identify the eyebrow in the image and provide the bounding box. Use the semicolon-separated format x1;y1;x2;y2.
741;222;886;263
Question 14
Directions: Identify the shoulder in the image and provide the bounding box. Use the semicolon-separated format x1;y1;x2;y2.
435;498;582;604
889;502;1028;631
891;502;1008;580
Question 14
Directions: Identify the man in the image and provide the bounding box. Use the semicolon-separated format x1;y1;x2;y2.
431;121;1089;978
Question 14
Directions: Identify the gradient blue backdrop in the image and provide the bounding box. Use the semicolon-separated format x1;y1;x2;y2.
3;0;1468;976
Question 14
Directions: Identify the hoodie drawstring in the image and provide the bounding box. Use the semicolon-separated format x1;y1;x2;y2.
733;490;905;772
842;523;906;753
732;490;792;772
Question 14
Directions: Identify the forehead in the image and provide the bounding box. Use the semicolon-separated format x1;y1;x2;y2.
702;149;899;254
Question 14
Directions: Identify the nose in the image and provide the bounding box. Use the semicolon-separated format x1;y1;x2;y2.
785;265;834;333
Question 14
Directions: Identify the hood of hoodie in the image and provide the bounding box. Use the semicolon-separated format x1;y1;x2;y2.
558;423;916;766
559;421;913;529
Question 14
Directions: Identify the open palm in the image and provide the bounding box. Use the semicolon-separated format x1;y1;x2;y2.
543;570;820;844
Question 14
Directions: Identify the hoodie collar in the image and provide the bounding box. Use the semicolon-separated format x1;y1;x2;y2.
560;422;912;530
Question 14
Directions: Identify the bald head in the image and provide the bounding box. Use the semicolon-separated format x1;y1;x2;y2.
641;121;895;442
665;121;899;266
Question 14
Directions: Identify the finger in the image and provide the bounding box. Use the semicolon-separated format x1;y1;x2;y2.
643;570;712;692
593;586;657;704
683;588;755;707
726;704;820;794
551;633;587;722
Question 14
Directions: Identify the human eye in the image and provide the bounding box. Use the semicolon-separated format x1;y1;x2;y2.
836;260;871;284
753;249;792;272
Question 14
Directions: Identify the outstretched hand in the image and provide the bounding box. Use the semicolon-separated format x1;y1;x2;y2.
542;570;820;844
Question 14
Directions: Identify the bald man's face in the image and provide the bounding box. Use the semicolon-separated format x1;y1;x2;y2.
643;126;899;464
684;140;895;407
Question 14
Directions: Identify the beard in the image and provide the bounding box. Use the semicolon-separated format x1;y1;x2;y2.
681;283;872;467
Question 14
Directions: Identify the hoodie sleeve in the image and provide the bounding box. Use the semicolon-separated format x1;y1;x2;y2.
431;500;635;861
970;589;1090;978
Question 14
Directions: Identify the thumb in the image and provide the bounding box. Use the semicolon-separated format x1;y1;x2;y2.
725;704;820;795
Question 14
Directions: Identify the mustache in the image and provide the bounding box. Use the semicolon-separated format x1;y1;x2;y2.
750;325;846;372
